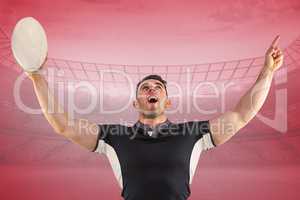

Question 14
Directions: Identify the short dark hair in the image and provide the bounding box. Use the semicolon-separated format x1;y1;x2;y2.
136;74;168;97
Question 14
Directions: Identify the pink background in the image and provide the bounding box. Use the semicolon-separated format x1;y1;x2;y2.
0;0;300;200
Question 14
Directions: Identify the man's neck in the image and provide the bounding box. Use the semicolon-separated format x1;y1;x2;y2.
138;114;168;128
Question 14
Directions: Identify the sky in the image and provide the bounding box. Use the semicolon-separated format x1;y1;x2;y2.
1;0;300;65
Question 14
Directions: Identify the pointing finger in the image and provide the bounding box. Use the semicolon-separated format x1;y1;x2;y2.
271;35;280;48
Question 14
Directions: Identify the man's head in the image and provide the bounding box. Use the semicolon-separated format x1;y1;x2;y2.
133;74;171;119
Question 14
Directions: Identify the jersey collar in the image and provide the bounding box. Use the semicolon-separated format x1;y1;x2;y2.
133;119;172;138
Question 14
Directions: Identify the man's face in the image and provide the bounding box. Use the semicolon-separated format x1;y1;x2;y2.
134;79;170;118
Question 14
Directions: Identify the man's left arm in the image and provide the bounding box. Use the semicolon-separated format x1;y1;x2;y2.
209;35;284;146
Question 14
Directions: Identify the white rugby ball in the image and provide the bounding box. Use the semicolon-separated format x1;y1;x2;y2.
11;17;48;72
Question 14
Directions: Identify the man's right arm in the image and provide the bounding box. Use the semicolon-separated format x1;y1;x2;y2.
28;72;99;151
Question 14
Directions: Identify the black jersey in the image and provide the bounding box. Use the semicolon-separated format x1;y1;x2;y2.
92;120;216;200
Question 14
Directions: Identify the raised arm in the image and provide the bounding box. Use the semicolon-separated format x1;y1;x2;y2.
27;71;99;151
210;35;284;146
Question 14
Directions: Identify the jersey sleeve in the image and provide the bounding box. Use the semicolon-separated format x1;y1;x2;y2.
194;120;216;151
91;124;112;154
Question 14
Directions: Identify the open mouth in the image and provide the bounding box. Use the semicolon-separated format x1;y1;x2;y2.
147;96;159;103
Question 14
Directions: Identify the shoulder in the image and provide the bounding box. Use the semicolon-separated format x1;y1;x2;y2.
172;120;210;133
92;124;131;152
98;124;130;137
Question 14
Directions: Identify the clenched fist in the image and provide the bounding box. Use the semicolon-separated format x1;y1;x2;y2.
264;35;284;72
